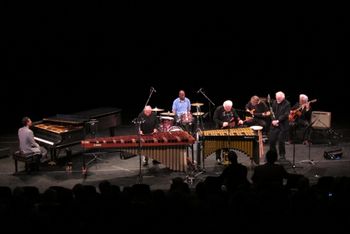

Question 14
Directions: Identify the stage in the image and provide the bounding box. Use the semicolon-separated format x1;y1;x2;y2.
0;124;349;192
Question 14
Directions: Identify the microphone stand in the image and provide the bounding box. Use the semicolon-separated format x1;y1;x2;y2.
133;87;155;183
198;89;215;121
144;87;156;107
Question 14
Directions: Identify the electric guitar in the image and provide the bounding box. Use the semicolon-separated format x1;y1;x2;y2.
288;99;317;122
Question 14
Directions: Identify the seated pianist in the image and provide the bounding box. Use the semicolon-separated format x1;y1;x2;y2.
18;117;49;163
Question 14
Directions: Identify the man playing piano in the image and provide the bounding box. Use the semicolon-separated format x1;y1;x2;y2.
18;117;48;163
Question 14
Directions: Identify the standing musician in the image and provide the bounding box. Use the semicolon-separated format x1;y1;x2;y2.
268;91;291;160
289;94;314;144
137;105;159;166
213;100;244;164
245;95;271;133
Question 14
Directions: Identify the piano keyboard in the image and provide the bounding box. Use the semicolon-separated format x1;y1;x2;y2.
34;137;54;146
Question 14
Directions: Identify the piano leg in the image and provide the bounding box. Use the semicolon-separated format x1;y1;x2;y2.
109;127;115;137
48;148;57;165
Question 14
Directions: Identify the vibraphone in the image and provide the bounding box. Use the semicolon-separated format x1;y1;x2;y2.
201;127;259;164
81;131;196;172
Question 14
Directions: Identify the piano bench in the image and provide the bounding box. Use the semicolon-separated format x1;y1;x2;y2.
13;151;41;174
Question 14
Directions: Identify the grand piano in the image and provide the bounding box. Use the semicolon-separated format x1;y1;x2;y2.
32;107;122;161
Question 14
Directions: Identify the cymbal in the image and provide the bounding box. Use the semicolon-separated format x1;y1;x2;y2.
160;111;175;116
192;112;205;116
151;107;164;112
191;102;204;107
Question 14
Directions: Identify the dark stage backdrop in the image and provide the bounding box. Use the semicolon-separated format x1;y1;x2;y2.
1;3;348;133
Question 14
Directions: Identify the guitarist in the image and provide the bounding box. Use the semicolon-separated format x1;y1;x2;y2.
213;100;244;164
289;94;313;144
245;95;271;133
269;91;291;160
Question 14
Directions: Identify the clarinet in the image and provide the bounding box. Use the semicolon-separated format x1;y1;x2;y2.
267;94;276;120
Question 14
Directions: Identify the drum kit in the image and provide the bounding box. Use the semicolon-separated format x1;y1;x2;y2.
152;103;206;132
157;111;175;132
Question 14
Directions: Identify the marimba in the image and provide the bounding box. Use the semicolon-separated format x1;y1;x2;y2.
81;131;195;172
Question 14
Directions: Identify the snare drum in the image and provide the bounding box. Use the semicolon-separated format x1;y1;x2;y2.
180;112;193;124
159;116;174;132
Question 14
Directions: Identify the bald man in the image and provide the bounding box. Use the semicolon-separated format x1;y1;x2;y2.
137;106;159;166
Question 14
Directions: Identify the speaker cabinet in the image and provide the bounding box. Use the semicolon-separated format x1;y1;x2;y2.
311;111;331;129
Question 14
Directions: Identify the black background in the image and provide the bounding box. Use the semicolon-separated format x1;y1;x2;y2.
2;3;348;133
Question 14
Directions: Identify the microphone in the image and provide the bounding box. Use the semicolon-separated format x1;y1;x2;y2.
151;87;156;93
197;88;202;93
267;94;271;103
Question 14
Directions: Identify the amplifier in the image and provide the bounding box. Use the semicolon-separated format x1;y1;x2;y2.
311;111;331;129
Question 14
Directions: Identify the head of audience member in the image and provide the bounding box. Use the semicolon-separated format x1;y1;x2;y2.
228;150;238;165
179;90;186;101
265;150;278;164
275;91;285;104
250;95;260;106
22;117;32;127
143;105;152;116
223;100;233;112
299;94;308;105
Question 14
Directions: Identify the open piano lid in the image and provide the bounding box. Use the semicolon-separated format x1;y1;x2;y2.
42;114;89;124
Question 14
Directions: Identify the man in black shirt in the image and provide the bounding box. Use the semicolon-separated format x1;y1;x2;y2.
269;91;291;160
213;100;243;164
138;106;159;135
245;95;271;133
137;106;159;166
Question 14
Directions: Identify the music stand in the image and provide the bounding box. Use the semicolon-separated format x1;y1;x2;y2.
298;119;317;165
284;121;303;172
84;119;108;168
290;119;322;178
132;118;145;184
